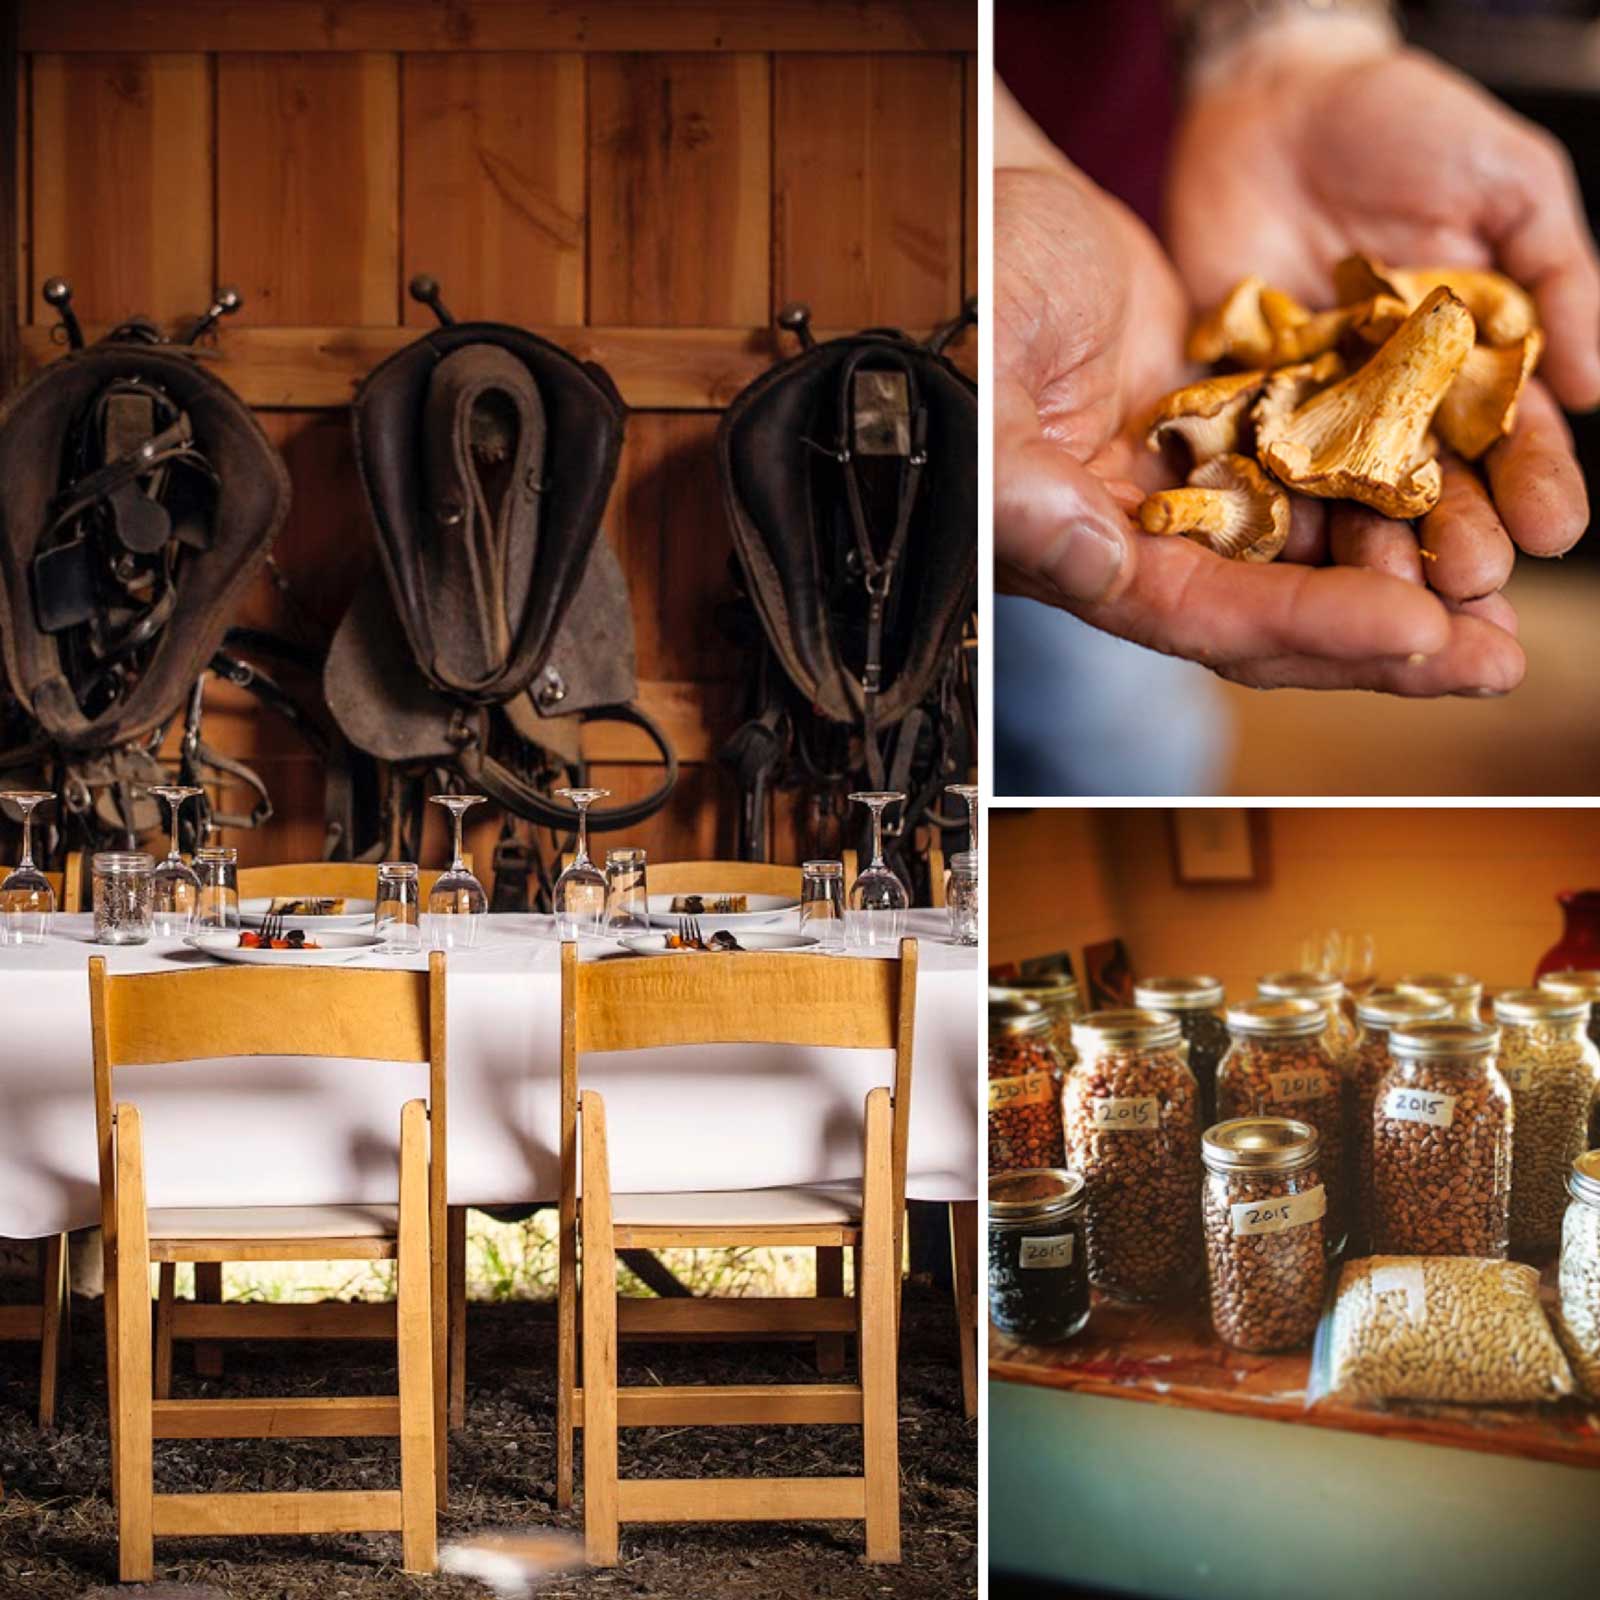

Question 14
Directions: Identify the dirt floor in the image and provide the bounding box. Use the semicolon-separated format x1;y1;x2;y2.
0;1282;976;1599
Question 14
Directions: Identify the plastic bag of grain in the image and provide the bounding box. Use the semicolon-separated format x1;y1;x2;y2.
1309;1255;1574;1407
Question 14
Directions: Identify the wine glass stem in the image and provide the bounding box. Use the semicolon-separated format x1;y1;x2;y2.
451;810;466;873
18;804;35;871
168;800;182;864
966;798;978;855
574;805;590;869
870;805;886;871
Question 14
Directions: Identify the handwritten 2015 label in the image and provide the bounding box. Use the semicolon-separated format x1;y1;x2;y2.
1089;1096;1160;1131
1382;1086;1456;1128
1229;1184;1326;1238
988;1072;1055;1112
1267;1068;1331;1103
1019;1234;1075;1270
1498;1061;1535;1092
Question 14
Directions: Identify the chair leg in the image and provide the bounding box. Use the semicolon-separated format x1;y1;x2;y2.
814;1245;846;1375
949;1201;977;1421
557;1193;577;1511
448;1205;467;1428
397;1100;438;1575
581;1093;619;1568
37;1234;67;1428
114;1108;155;1583
859;1089;901;1563
192;1262;223;1377
154;1264;175;1401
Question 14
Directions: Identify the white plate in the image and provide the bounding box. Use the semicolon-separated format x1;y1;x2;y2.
645;891;797;928
621;930;818;956
185;930;386;966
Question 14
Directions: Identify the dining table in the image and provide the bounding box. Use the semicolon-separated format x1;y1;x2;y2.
0;909;978;1239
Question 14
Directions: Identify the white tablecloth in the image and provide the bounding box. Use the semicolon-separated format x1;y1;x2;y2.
0;911;977;1238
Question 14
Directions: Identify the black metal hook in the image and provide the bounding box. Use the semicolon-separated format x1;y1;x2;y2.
777;301;815;352
181;285;242;345
42;277;84;351
409;274;456;328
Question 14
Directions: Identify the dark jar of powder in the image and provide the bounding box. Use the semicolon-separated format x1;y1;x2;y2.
988;1167;1091;1344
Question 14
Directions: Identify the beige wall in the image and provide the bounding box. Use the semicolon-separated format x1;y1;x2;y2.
992;806;1600;1000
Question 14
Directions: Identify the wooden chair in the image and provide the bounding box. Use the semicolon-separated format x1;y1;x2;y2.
235;859;466;901
89;955;448;1581
0;851;82;911
558;938;918;1565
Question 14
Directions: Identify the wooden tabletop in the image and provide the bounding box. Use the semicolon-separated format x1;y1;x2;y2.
989;1278;1600;1471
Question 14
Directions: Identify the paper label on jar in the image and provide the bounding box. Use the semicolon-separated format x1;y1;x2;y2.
988;1072;1055;1112
1371;1261;1427;1321
1382;1086;1456;1128
1498;1061;1535;1092
1266;1067;1332;1103
1229;1184;1326;1238
1089;1096;1161;1131
1019;1234;1075;1270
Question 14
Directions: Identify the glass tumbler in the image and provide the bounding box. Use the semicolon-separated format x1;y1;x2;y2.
375;862;422;952
800;860;845;950
947;849;978;945
92;852;155;945
194;847;240;930
604;848;650;935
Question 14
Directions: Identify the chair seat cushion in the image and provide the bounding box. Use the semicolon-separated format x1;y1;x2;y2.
610;1185;862;1228
148;1205;398;1241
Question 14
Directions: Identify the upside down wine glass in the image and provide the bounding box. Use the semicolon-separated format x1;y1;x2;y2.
0;791;55;945
149;784;204;936
946;782;979;854
552;788;610;940
428;793;488;949
846;791;909;951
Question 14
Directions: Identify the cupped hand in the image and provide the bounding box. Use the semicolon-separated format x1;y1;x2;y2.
1166;36;1593;607
996;157;1525;695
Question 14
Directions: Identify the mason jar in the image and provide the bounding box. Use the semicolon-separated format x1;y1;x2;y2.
1396;970;1484;1025
989;972;1083;1067
1349;989;1452;1251
1219;999;1346;1246
1557;1150;1600;1399
988;1167;1091;1344
988;998;1067;1177
92;852;154;945
1372;1021;1513;1259
1539;970;1600;1150
1133;975;1228;1128
1064;1009;1203;1303
1202;1117;1327;1352
1258;971;1357;1063
1494;989;1600;1258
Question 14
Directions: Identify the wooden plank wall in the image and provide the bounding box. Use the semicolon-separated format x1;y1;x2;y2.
12;1;976;871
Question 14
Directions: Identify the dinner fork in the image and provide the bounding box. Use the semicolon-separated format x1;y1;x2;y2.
258;911;284;945
677;915;705;950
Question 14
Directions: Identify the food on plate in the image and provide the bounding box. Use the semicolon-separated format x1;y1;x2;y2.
669;894;748;914
267;896;345;915
238;929;319;950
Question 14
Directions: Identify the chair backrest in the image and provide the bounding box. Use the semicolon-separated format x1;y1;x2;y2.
558;852;864;899
1;849;81;910
235;859;468;901
560;939;919;1231
87;954;448;1248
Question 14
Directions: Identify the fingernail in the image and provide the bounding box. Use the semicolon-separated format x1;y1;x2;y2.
1040;518;1126;604
1406;652;1428;667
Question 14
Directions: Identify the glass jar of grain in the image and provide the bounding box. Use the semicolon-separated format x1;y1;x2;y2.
1396;971;1485;1025
1557;1149;1600;1399
988;999;1067;1177
1133;975;1228;1128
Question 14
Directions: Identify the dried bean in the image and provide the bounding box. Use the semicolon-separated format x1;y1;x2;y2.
988;1030;1066;1176
1203;1161;1326;1352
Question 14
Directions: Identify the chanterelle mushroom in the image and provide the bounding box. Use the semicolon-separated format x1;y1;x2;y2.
1187;277;1274;367
1334;253;1537;347
1255;287;1473;519
1145;369;1269;466
1434;330;1544;460
1137;452;1290;563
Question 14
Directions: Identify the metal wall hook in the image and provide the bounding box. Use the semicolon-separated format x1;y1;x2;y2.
409;274;456;327
182;285;242;345
777;301;815;352
42;277;84;350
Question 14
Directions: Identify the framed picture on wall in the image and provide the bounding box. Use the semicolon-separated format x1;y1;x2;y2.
1170;809;1268;885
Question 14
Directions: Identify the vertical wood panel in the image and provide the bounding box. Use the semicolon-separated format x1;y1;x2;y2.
588;53;769;327
401;53;585;326
963;53;976;299
773;53;962;329
217;53;399;325
30;53;212;325
608;412;736;684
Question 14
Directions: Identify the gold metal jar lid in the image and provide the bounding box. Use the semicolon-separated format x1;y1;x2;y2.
1539;970;1600;1003
1133;975;1225;1011
988;1167;1086;1223
1202;1117;1319;1174
1225;997;1326;1037
1389;1020;1499;1059
1355;989;1452;1030
1258;970;1346;1004
989;997;1053;1040
1071;1008;1182;1052
1493;987;1589;1024
1569;1151;1600;1209
989;975;1081;1018
1397;971;1483;1002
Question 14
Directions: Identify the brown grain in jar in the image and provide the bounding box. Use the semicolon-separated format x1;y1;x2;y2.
1372;1020;1512;1258
1133;975;1228;1129
988;998;1067;1176
1202;1117;1327;1352
1257;971;1357;1063
1218;999;1346;1245
1064;1008;1203;1302
989;973;1083;1066
1538;971;1600;1151
1350;990;1452;1252
1396;971;1485;1025
1495;989;1600;1258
